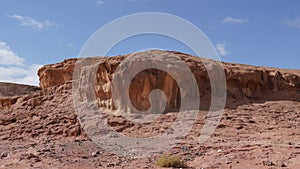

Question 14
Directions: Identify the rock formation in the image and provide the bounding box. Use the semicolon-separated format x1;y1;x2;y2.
38;50;300;111
0;50;299;168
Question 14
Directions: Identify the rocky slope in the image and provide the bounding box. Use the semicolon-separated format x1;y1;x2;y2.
0;83;40;110
0;50;299;169
0;82;40;98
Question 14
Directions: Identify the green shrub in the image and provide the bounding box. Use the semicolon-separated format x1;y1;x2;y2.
156;154;186;168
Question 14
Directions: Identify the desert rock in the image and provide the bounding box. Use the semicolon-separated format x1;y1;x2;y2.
0;50;299;168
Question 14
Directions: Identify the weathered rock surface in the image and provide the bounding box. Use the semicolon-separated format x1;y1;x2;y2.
0;50;300;169
0;82;83;142
38;59;77;89
0;82;40;98
0;83;40;110
38;50;300;111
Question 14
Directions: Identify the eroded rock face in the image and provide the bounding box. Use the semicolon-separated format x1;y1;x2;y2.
38;59;77;89
0;50;300;168
37;50;300;113
0;97;19;110
224;64;300;98
0;82;83;141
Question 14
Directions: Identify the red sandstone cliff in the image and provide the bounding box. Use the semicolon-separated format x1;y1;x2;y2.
0;50;300;168
37;50;300;111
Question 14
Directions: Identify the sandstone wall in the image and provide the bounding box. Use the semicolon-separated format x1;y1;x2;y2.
1;50;299;141
38;59;77;89
37;50;300;112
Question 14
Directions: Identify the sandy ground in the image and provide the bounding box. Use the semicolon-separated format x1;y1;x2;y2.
0;100;299;169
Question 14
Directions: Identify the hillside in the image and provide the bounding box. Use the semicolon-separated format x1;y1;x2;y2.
0;50;299;169
0;82;40;98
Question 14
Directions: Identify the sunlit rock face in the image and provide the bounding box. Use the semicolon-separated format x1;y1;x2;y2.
37;50;300;112
0;50;299;143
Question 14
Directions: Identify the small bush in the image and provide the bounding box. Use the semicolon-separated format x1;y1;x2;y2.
156;154;186;168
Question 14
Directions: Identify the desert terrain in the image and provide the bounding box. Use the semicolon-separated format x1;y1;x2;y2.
0;50;299;169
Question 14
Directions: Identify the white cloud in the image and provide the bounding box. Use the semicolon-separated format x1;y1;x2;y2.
0;41;25;66
284;17;300;28
222;17;248;24
0;41;42;86
216;43;229;56
0;64;42;86
96;0;105;5
8;14;57;30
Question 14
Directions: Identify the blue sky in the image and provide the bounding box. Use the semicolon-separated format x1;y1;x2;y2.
0;0;300;85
